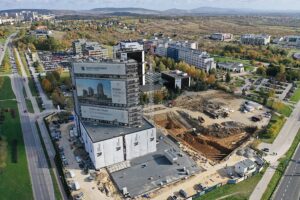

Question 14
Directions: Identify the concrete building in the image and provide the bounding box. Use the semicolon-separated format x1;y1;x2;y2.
217;62;245;73
240;34;271;45
30;29;52;38
210;33;233;41
161;70;191;89
83;42;108;58
113;41;146;85
234;159;256;176
72;60;156;169
282;35;300;47
155;40;215;72
72;40;108;59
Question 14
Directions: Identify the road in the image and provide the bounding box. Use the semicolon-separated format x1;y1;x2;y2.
250;101;300;200
14;48;68;200
273;144;300;200
8;42;56;200
0;33;16;65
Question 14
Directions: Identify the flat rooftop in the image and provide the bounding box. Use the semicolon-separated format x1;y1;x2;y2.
81;118;154;143
110;131;201;197
162;70;190;79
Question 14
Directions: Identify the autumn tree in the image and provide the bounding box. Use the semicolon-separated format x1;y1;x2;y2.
42;78;52;93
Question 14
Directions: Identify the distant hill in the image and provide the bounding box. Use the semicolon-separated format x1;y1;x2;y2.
1;7;300;17
90;7;160;15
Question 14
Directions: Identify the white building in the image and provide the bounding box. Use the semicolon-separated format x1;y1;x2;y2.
72;60;157;169
281;35;300;47
241;34;271;45
210;33;233;41
79;118;156;169
234;159;256;176
217;62;244;73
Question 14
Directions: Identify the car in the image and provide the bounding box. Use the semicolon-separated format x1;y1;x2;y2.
262;148;269;152
75;156;82;163
179;189;188;198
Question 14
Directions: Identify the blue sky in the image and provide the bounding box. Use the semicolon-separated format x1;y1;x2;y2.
1;0;300;11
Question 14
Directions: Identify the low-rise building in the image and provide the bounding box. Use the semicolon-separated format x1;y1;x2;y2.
282;35;300;47
241;34;271;45
217;62;244;73
210;33;233;41
161;70;191;89
72;39;108;59
234;159;256;176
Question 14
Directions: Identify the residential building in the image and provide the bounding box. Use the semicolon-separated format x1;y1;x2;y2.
210;33;233;41
113;41;146;85
240;34;271;45
72;60;157;169
72;39;86;55
161;70;191;89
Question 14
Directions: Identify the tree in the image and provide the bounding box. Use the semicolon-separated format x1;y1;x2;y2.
154;91;164;104
225;72;231;83
256;66;266;76
52;89;65;107
158;62;167;72
206;74;216;85
41;79;52;93
32;61;40;69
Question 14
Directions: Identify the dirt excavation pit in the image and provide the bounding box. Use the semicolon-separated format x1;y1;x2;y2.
154;112;256;162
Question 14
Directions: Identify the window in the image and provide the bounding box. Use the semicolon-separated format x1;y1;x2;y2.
97;152;102;157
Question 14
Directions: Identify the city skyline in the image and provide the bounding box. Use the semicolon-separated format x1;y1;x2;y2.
1;0;300;11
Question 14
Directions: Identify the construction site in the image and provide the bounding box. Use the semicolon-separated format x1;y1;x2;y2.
148;90;270;163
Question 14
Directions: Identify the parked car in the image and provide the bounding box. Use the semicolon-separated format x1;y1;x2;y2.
262;148;269;152
179;189;188;198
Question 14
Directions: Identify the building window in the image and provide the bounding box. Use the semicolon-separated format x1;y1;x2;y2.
116;146;121;151
97;152;102;157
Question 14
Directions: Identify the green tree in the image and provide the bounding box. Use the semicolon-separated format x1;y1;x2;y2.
226;72;231;83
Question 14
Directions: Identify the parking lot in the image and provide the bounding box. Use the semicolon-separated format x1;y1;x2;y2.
52;121;121;200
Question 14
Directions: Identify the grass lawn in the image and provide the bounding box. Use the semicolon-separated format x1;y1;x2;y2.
0;50;11;75
290;87;300;103
19;51;30;76
262;129;300;200
267;100;292;117
196;170;265;200
25;99;34;113
260;114;286;143
0;100;33;200
0;76;15;100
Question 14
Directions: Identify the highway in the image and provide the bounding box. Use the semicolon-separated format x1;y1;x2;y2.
273;144;300;200
8;39;55;200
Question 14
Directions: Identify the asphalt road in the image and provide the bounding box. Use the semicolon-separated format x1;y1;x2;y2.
9;42;55;200
273;145;300;200
250;101;300;200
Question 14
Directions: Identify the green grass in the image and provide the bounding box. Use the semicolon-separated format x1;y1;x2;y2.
267;100;293;117
261;129;300;200
0;50;11;75
35;122;62;200
19;52;30;76
260;114;286;143
0;76;15;100
0;100;33;200
25;99;34;113
290;87;300;102
195;170;265;200
13;49;22;76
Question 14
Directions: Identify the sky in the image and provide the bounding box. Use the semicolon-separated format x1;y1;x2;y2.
1;0;300;11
